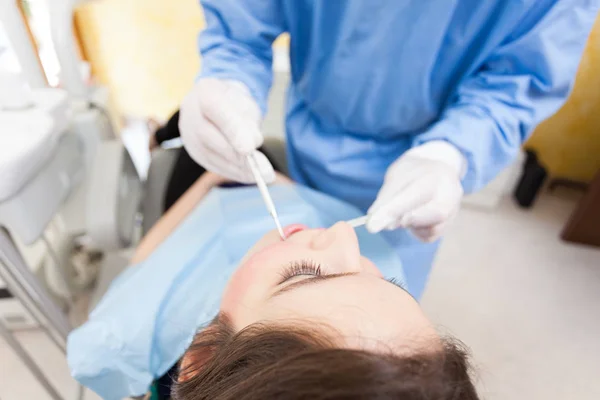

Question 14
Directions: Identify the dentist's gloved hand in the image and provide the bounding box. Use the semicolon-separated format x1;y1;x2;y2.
367;141;466;242
179;78;275;183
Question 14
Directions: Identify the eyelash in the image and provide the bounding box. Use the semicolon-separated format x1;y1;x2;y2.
387;277;407;290
279;260;322;284
279;260;407;291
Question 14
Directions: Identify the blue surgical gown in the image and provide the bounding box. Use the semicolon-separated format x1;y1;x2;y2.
198;0;598;296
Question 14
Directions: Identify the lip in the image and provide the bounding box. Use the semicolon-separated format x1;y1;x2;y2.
283;224;308;238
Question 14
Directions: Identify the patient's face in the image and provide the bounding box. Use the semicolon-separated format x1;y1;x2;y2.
221;222;438;352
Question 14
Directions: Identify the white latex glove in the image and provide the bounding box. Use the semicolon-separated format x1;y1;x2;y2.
366;141;466;242
179;78;275;183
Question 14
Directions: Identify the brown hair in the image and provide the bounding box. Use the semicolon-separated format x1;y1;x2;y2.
173;314;479;400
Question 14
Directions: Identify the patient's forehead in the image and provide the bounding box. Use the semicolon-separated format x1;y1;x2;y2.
257;275;438;352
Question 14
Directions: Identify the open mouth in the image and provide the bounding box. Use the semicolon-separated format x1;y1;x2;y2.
283;224;308;238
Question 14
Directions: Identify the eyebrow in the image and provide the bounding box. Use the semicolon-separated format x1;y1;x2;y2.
272;272;407;297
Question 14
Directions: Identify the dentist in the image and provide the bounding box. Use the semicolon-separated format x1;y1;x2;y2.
179;0;597;298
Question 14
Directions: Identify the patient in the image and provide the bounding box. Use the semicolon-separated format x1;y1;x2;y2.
174;223;478;399
69;171;478;399
137;172;477;399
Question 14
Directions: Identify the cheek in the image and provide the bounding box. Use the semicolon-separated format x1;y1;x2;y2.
362;257;384;277
221;266;252;312
239;230;282;264
221;244;293;313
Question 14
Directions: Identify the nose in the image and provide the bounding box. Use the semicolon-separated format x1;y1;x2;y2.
310;222;358;249
309;222;362;272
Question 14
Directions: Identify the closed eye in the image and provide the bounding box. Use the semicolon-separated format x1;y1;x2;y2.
386;277;406;290
386;277;414;299
278;259;322;285
273;272;411;298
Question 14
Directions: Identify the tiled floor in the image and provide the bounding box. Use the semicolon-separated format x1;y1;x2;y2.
1;192;599;399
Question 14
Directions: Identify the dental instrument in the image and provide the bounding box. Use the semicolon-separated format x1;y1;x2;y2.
346;215;368;228
246;153;285;239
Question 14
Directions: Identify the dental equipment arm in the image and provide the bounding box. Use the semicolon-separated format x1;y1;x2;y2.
48;0;90;99
0;0;47;88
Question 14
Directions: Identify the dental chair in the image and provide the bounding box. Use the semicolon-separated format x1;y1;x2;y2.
0;88;78;400
0;82;140;400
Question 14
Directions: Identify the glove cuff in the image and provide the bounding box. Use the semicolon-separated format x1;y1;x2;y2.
408;140;467;178
224;79;255;100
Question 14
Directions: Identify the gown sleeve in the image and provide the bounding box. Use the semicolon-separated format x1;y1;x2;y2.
198;0;286;114
415;0;598;193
